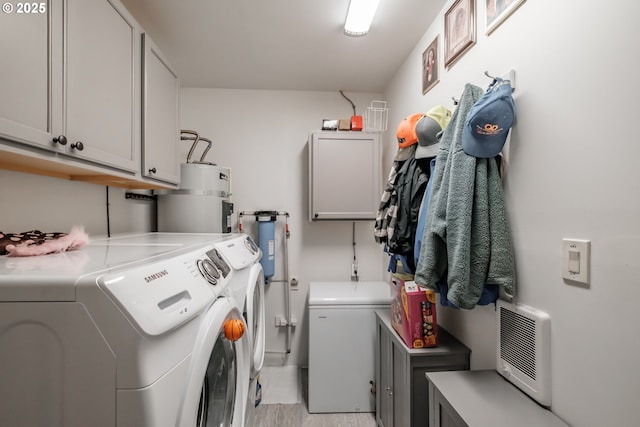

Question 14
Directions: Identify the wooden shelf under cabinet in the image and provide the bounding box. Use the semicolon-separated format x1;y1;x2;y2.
0;148;174;190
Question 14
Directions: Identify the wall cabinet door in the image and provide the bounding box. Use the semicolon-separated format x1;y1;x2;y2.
141;34;180;184
0;0;63;150
309;132;381;221
0;0;139;172
64;0;139;172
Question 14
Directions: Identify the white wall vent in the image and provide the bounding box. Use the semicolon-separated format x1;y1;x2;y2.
496;299;551;406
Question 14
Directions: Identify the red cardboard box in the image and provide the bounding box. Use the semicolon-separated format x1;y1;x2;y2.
390;277;438;348
351;115;363;131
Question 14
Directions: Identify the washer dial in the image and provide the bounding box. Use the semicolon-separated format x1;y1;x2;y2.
197;258;220;285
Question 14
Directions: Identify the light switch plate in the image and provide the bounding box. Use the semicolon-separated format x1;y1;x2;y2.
562;239;591;285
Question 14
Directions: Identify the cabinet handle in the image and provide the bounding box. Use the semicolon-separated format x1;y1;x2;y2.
148;167;157;174
53;135;68;145
71;141;84;151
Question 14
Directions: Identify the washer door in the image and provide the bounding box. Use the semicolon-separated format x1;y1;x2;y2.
245;263;265;378
178;297;247;427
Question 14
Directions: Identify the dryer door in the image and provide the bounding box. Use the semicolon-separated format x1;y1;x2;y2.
246;263;266;378
177;297;248;427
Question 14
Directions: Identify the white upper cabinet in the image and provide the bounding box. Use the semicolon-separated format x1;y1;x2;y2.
64;0;139;172
0;0;182;189
0;0;63;149
308;131;381;221
0;0;139;172
141;34;180;185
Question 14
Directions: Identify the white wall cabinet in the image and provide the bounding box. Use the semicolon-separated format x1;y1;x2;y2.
0;0;177;190
0;0;139;171
141;34;180;184
0;0;63;150
64;0;139;172
308;131;381;221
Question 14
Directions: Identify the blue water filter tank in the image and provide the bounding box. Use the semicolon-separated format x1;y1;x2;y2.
257;216;276;282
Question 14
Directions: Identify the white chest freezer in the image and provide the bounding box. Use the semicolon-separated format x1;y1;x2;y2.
308;281;392;413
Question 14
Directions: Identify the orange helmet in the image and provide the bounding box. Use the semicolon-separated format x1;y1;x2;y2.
396;113;425;148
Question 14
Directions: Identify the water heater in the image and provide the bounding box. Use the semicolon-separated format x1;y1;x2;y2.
157;163;232;233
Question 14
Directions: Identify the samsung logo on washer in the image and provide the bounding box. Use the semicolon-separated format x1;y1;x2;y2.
144;269;169;283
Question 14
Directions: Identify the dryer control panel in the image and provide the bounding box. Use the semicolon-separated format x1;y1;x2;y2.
214;235;262;270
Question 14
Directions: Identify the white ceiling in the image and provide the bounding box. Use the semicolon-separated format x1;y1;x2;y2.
120;0;446;92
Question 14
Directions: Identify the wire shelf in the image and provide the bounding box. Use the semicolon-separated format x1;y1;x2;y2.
364;101;389;132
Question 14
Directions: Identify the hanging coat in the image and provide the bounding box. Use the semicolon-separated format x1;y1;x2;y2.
387;154;430;272
414;83;516;309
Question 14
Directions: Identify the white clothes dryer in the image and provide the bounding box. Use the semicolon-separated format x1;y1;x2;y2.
214;235;266;409
0;232;249;427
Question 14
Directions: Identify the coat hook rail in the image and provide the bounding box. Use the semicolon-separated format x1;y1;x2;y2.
486;69;516;91
484;70;497;80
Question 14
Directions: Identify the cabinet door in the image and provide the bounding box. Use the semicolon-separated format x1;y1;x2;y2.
392;342;410;427
64;0;138;172
309;132;381;221
141;34;180;184
431;387;468;427
377;321;393;427
0;0;63;149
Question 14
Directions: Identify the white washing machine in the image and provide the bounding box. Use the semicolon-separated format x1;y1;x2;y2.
213;235;266;413
0;232;250;427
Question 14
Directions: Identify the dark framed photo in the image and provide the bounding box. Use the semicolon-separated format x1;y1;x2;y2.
422;36;439;95
444;0;475;68
486;0;527;34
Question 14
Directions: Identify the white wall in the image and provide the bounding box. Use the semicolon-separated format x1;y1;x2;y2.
0;170;154;236
180;88;387;365
383;0;640;425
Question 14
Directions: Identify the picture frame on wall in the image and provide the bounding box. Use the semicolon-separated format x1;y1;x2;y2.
422;36;439;95
486;0;527;34
444;0;475;68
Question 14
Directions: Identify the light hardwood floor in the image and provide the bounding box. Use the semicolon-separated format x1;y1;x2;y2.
246;368;377;427
246;403;377;427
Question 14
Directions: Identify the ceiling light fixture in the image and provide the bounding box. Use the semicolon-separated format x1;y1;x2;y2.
344;0;381;37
